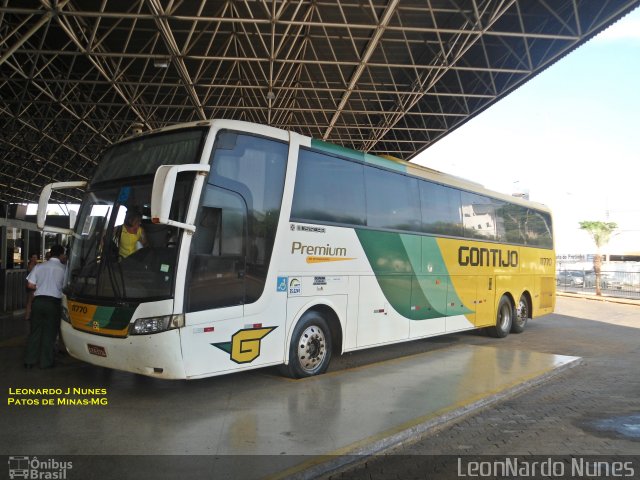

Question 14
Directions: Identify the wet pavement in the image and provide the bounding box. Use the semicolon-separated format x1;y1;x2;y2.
323;295;640;479
1;295;638;479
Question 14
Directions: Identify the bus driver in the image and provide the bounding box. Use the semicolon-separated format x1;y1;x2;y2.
118;209;147;259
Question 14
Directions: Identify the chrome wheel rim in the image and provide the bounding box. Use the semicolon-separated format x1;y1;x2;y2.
297;325;326;374
517;298;528;324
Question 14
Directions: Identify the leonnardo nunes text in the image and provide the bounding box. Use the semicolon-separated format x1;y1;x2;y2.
457;458;635;477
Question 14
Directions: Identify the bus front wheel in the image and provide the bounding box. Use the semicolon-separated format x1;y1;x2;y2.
281;311;332;379
487;296;513;338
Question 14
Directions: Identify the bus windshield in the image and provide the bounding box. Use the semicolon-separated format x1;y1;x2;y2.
91;127;207;185
65;129;206;302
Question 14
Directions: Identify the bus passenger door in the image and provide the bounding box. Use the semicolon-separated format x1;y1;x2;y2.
181;185;248;377
187;186;246;310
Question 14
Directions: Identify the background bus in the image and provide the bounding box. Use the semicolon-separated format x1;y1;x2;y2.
38;119;555;379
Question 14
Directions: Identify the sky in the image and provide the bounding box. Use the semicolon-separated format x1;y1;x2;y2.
414;7;640;256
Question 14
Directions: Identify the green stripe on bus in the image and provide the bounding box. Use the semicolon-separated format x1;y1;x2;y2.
356;229;472;320
310;139;406;172
93;305;136;330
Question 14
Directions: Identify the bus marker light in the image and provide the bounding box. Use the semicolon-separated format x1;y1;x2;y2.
193;327;214;334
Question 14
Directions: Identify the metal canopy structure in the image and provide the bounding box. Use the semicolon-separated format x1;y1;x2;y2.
1;0;638;204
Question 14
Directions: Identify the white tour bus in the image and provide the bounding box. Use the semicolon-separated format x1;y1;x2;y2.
37;119;555;379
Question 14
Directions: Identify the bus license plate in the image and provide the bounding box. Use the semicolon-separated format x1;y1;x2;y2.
87;344;107;357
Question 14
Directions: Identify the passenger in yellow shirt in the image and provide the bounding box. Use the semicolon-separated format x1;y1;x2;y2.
119;209;147;258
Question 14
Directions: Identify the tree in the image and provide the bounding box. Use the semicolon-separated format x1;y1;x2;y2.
579;221;617;296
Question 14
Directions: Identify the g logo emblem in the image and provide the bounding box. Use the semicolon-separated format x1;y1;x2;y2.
213;327;277;364
231;328;276;363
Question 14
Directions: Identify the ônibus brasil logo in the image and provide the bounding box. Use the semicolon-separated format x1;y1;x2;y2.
8;456;72;479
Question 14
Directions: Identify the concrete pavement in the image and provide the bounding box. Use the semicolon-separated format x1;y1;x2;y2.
2;295;638;479
323;296;640;479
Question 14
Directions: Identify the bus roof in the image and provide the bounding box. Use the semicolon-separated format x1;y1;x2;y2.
307;137;551;214
125;119;551;214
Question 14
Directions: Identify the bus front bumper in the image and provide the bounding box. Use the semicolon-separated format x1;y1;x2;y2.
61;321;187;379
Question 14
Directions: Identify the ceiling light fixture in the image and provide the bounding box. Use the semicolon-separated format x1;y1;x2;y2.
154;57;170;68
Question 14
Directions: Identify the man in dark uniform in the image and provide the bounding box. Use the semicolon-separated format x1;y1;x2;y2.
24;244;66;369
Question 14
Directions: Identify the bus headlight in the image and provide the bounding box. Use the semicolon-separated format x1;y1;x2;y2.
129;314;184;335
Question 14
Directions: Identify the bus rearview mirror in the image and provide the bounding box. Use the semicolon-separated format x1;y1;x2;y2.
151;164;210;232
37;181;87;230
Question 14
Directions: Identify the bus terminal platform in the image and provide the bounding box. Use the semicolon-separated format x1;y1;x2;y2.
1;306;583;480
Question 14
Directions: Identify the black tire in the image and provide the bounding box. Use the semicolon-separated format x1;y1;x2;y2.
487;295;513;338
280;311;332;379
511;294;529;334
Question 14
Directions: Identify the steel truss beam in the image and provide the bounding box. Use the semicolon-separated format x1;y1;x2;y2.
1;0;638;204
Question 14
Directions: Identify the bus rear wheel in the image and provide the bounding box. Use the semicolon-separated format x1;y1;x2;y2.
281;311;332;379
487;295;513;338
511;294;529;333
